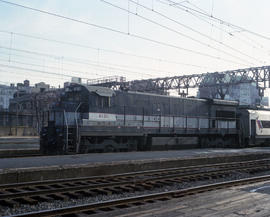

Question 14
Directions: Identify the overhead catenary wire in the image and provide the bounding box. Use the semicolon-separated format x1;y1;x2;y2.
100;0;255;66
0;63;90;80
157;0;270;55
119;0;264;64
164;0;270;41
0;49;175;76
0;50;133;80
194;13;270;55
133;0;263;59
0;30;214;70
0;68;67;83
0;61;162;84
185;0;270;53
2;47;259;88
0;52;156;80
0;0;250;66
0;55;145;81
0;57;100;78
0;46;177;77
0;79;11;85
186;1;209;14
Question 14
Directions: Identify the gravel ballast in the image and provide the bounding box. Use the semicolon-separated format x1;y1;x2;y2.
2;169;270;216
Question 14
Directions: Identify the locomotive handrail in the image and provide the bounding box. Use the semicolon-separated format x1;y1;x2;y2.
63;110;68;153
75;102;82;153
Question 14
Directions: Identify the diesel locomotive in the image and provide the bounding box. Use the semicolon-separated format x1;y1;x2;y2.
40;83;270;154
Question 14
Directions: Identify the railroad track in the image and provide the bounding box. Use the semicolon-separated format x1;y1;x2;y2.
9;174;270;217
1;159;270;216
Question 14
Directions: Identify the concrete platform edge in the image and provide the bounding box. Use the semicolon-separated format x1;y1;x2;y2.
1;152;270;184
0;149;40;158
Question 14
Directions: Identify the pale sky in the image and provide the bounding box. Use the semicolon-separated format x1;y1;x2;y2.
0;0;270;94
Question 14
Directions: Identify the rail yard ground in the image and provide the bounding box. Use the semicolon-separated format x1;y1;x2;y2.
2;145;270;216
85;179;270;217
2;158;270;216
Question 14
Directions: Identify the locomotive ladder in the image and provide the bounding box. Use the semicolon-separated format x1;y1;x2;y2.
63;110;77;153
66;129;77;153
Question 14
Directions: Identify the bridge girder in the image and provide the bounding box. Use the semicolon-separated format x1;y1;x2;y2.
91;65;270;97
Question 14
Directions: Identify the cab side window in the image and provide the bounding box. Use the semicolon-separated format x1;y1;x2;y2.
97;96;110;108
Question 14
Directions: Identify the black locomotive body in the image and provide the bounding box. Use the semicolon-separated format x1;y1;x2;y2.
40;83;244;154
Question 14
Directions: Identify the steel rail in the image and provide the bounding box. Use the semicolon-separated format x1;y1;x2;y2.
1;158;268;189
0;159;269;201
8;174;270;217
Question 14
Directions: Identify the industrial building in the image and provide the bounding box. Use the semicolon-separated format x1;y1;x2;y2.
198;76;269;106
0;84;17;111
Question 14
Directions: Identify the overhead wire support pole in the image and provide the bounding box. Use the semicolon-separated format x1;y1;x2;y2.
127;0;130;34
75;102;82;153
8;32;13;63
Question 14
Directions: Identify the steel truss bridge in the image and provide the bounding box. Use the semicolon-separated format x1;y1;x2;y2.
87;65;270;99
